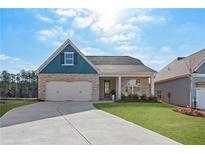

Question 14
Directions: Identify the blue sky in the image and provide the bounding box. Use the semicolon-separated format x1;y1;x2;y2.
0;8;205;73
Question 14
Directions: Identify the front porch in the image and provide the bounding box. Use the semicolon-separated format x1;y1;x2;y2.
99;75;155;101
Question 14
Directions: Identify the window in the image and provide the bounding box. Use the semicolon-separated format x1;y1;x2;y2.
64;52;74;65
157;90;162;98
123;79;141;96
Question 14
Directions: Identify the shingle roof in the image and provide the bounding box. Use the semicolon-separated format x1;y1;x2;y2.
86;56;156;75
95;65;156;75
155;49;205;83
86;56;143;65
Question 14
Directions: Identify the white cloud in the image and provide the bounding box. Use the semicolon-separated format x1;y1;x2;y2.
88;9;143;44
101;33;138;43
114;44;138;51
39;9;166;46
160;46;173;53
38;30;55;40
0;54;37;73
135;15;155;23
81;47;107;56
36;14;53;23
73;16;94;28
56;9;77;17
58;17;66;23
128;15;165;24
90;9;121;33
52;41;62;46
115;24;141;31
0;54;10;60
113;44;175;70
51;9;164;45
69;29;74;37
38;26;73;43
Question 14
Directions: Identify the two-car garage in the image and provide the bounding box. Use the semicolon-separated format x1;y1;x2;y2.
45;81;92;101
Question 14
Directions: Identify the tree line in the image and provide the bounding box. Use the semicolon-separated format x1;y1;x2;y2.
0;70;38;98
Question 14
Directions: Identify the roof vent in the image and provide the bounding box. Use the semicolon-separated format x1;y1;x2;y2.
177;57;185;60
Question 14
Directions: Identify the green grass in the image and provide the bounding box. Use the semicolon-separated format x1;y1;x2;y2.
0;99;39;117
94;102;205;145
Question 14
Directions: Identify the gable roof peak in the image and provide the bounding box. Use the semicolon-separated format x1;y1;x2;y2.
36;39;99;73
155;48;205;82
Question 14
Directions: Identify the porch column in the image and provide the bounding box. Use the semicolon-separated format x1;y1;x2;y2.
151;75;155;96
118;76;122;100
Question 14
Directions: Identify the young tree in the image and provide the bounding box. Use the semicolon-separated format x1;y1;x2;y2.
0;70;10;97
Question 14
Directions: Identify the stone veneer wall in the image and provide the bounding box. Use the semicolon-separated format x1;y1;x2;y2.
121;77;150;97
38;74;99;101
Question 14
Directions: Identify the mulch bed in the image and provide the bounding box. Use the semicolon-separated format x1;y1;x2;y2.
173;107;205;117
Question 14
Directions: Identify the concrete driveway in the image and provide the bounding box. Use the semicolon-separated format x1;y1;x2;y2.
0;101;179;145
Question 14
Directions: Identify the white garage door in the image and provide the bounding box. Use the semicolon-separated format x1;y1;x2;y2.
196;87;205;110
46;81;92;101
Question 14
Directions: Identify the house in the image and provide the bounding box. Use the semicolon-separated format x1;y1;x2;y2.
155;49;205;110
36;39;156;101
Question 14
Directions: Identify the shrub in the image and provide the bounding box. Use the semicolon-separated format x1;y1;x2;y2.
140;94;148;101
149;96;158;102
121;94;159;103
122;95;127;101
122;94;139;102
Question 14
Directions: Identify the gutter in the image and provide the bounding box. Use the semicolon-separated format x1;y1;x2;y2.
189;75;193;108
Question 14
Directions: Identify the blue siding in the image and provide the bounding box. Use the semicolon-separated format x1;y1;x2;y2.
40;45;97;74
196;61;205;74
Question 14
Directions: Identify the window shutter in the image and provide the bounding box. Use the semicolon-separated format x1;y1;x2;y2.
74;53;77;65
61;53;64;64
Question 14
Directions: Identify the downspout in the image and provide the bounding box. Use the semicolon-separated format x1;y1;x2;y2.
189;74;192;108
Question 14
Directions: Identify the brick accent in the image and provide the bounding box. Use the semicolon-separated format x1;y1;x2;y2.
140;77;150;97
38;74;99;101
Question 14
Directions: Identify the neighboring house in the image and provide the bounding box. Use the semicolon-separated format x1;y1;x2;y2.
36;39;156;101
155;49;205;110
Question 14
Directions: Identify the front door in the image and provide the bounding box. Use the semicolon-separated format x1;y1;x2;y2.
104;80;111;98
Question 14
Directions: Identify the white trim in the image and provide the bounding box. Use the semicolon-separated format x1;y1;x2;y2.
99;74;153;77
190;76;193;107
151;75;155;96
194;59;205;72
62;64;74;66
36;39;99;74
63;52;74;65
192;73;205;77
118;76;122;100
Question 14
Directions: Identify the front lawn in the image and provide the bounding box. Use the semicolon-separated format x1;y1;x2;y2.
94;102;205;145
0;99;39;117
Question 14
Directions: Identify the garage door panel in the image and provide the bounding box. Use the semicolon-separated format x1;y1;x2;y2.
46;81;92;101
196;87;205;110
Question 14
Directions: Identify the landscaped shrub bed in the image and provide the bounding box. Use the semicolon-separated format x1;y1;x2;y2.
121;94;158;103
173;107;205;117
